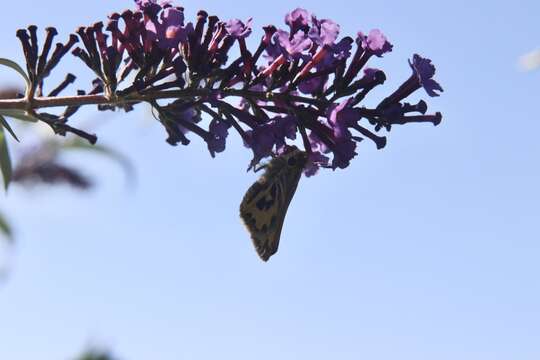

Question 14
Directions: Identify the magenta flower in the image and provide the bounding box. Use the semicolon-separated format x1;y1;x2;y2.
145;6;193;49
225;18;253;39
357;29;393;57
285;8;311;34
275;30;313;60
328;98;360;134
309;17;340;46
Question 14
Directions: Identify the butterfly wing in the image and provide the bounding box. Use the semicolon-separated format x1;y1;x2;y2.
240;148;307;261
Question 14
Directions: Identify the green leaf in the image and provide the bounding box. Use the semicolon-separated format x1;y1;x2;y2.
0;115;19;142
0;126;12;191
0;109;39;123
62;139;136;184
0;58;31;90
0;211;13;243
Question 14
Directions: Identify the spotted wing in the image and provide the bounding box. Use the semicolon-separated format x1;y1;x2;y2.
239;149;307;261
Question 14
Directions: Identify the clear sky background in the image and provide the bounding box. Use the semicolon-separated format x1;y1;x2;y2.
1;1;539;359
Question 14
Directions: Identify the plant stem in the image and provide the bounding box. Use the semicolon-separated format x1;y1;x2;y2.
0;88;328;111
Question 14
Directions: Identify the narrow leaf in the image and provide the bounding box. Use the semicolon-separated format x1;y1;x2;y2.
0;115;19;142
0;58;31;89
0;109;39;123
0;211;13;243
0;126;12;190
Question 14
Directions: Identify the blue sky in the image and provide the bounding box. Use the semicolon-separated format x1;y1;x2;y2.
1;1;539;359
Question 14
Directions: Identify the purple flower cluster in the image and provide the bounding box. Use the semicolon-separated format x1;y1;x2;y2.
16;2;443;176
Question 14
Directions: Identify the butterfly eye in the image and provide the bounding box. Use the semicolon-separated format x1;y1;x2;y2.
287;157;297;166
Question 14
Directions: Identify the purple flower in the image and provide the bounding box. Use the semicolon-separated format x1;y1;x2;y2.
357;29;392;57
207;118;230;157
262;25;277;45
309;121;358;170
328;98;361;134
306;103;359;171
272;115;297;150
316;37;352;68
304;151;330;177
244;116;297;166
325;99;362;169
275;30;312;60
140;4;193;50
295;37;352;94
363;67;381;79
377;54;443;109
285;8;311;34
353;67;386;89
309;17;340;47
174;105;201;134
331;37;353;61
160;101;201;146
309;130;329;155
135;0;170;17
298;75;327;95
158;7;192;49
245;124;276;166
263;38;283;63
64;4;443;176
331;136;358;169
408;54;443;97
161;7;184;30
225;18;253;39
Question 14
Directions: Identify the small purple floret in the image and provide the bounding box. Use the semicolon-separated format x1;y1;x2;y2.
225;18;253;39
409;54;443;97
207;119;230;156
245;116;297;166
285;8;311;34
309;17;340;46
135;0;170;16
275;30;313;60
298;75;327;95
304;151;330;177
328;98;361;134
357;29;393;57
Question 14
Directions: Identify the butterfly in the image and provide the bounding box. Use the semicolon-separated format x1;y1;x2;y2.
240;146;308;262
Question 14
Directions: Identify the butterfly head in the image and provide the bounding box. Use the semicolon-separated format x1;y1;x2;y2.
280;146;308;170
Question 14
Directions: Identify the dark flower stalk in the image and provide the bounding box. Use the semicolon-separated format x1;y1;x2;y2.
1;2;443;176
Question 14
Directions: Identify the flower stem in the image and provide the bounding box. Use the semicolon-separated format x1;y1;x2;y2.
0;88;329;111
